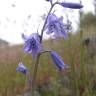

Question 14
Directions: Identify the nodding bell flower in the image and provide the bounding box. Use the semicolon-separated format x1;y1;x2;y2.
22;33;42;57
16;62;27;74
59;2;83;9
50;51;69;71
45;13;71;40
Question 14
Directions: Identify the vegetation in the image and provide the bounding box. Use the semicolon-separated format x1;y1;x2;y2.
0;39;9;47
0;12;96;96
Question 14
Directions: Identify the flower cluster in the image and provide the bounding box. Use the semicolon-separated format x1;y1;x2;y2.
16;0;83;85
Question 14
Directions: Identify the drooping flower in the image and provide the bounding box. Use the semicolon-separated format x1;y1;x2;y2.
22;33;42;57
50;51;69;71
16;62;32;83
16;62;27;74
59;2;83;9
45;13;71;40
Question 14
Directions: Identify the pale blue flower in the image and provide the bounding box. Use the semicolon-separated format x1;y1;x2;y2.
16;62;27;74
22;33;42;57
50;51;69;71
45;13;71;40
59;2;83;9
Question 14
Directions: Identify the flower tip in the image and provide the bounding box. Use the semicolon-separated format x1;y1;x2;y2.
81;5;83;8
22;33;27;40
45;0;52;3
21;33;24;38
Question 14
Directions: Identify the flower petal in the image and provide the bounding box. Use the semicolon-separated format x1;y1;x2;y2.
50;51;68;71
59;2;83;9
22;33;28;41
23;43;31;53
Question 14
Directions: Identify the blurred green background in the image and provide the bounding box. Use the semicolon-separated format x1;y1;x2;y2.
0;12;96;96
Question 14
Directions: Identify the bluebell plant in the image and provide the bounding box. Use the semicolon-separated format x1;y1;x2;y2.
16;62;32;83
16;0;83;95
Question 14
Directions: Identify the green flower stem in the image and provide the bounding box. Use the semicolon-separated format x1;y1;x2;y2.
68;34;80;96
32;54;40;96
40;50;52;54
80;29;92;96
31;50;52;96
32;2;58;96
40;2;58;43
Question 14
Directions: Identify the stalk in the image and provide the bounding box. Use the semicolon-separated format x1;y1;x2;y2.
68;34;80;96
40;2;57;43
80;29;92;96
31;2;57;96
32;54;40;96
